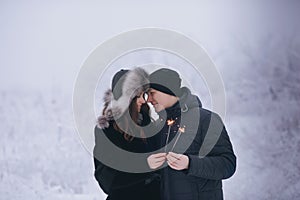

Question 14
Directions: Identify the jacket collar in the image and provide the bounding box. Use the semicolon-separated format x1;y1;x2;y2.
157;87;202;120
157;101;181;120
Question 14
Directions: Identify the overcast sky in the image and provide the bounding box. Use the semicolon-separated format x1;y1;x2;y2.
1;1;298;92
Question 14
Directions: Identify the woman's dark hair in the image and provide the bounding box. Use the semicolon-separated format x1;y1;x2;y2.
102;95;150;142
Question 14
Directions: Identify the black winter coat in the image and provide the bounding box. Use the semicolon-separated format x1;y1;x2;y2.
93;123;160;200
152;87;236;200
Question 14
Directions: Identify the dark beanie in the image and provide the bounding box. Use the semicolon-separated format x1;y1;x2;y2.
149;68;182;96
111;69;129;100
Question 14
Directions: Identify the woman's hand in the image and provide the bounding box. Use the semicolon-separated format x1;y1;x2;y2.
147;153;167;169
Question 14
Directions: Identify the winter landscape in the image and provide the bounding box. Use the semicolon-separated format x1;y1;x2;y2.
1;1;300;200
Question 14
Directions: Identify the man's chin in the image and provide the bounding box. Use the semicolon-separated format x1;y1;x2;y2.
154;106;163;113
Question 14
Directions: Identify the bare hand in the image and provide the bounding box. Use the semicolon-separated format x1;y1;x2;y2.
166;152;189;170
147;153;167;169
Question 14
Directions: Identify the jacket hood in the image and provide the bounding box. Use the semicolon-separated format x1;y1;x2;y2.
179;87;202;111
157;87;202;119
97;67;149;129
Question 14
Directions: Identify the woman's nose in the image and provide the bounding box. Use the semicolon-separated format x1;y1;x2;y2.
138;96;145;104
146;95;152;103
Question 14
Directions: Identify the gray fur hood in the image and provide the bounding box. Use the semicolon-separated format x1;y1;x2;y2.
97;67;149;129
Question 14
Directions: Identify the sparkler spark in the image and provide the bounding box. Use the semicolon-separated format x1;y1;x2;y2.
167;120;175;126
165;119;175;152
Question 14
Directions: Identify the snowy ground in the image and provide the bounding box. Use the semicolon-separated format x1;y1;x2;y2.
0;90;106;200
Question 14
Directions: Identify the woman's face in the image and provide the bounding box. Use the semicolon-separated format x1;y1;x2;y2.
136;93;146;112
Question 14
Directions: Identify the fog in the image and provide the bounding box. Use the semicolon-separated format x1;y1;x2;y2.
1;1;300;199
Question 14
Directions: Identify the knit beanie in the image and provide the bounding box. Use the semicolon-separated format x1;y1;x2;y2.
149;68;182;96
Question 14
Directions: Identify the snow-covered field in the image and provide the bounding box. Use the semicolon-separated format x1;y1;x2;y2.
0;90;105;200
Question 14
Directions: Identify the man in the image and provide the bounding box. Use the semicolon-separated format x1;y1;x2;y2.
146;68;236;200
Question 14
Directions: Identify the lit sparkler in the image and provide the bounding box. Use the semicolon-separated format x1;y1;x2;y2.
170;126;185;152
164;119;175;152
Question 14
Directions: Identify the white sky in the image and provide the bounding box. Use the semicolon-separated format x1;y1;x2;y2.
1;1;298;92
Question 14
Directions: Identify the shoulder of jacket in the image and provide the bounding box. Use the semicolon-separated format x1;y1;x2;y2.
199;108;223;122
94;124;117;136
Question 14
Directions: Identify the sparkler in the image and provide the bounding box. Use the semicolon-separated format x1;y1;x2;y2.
170;126;185;152
164;119;175;152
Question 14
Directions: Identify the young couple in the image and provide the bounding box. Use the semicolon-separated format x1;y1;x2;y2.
93;67;236;200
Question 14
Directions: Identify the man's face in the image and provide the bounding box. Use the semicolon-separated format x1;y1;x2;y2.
147;88;173;113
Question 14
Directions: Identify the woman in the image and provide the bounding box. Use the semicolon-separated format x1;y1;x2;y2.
93;68;160;200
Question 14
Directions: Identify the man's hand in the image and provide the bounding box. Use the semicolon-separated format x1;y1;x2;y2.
166;152;189;170
147;153;167;169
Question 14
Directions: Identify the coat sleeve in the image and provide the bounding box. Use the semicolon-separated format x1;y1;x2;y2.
93;157;117;194
186;112;236;180
93;126;117;194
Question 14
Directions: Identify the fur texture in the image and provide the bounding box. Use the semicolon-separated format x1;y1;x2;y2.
97;67;149;129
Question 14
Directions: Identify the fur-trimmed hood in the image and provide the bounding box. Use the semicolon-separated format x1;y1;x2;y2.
97;67;149;129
